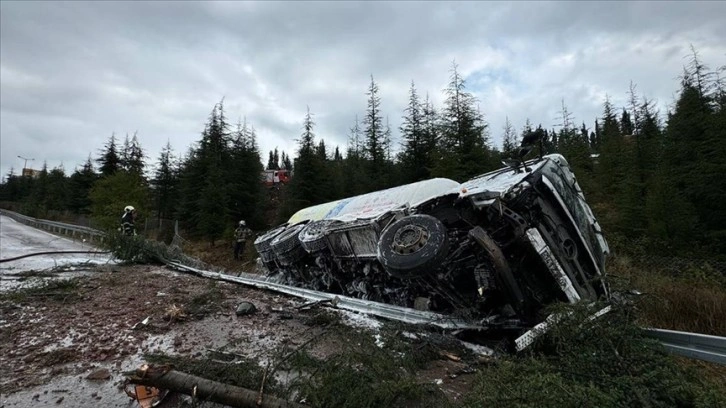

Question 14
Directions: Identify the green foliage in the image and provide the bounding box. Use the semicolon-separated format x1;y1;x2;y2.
462;303;726;408
175;102;265;240
287;107;324;211
227;118;264;229
89;171;150;231
67;156;97;215
433;61;495;181
120;132;146;176
150;141;179;222
0;278;82;303
363;76;389;190
97;133;122;176
103;231;152;263
398;81;436;183
284;327;450;408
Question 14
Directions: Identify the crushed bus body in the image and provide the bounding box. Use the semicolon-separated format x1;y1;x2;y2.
254;154;610;350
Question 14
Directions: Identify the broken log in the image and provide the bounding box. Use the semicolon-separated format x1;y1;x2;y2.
126;365;305;408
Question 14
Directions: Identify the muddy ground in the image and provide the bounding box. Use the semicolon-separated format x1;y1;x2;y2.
0;264;487;407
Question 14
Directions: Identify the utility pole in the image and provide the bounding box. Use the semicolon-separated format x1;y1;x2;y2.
17;155;35;172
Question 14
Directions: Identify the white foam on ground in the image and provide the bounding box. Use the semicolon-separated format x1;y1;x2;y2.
0;214;116;290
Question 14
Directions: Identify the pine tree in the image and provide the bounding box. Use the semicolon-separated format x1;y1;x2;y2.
126;132;146;177
26;162;50;217
435;61;492;180
196;161;228;245
363;75;386;189
501;116;517;157
656;49;726;251
421;93;439;166
267;148;281;170
68;155;97;215
151;141;178;223
344;115;367;197
267;151;276;170
620;109;634;136
44;165;69;212
97;133;121;177
176;100;233;237
597;96;624;198
120;134;131;171
281;151;293;171
228;117;264;228
555;102;593;193
286;107;324;215
398;81;432;183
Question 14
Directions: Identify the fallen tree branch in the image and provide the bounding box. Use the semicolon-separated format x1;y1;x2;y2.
126;364;305;408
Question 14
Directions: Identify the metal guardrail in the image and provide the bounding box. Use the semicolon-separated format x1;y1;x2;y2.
168;262;726;363
643;328;726;365
166;261;482;331
0;209;105;243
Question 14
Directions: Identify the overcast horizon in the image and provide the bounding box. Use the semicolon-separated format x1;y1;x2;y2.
1;1;725;180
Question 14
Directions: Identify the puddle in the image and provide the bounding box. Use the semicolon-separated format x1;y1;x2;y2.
0;361;142;408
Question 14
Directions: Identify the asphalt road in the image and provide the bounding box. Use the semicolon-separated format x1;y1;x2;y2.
0;214;114;289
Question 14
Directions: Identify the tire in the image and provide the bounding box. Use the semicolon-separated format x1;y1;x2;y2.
254;224;288;253
299;219;340;253
270;223;308;266
254;224;289;272
377;214;449;279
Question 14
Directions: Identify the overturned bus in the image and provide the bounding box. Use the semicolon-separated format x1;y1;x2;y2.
254;154;610;349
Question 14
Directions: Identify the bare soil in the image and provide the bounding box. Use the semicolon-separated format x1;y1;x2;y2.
0;264;482;407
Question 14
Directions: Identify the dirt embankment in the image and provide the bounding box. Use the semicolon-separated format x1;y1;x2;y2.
0;264;482;407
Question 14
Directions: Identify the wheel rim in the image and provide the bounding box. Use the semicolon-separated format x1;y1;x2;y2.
391;224;430;255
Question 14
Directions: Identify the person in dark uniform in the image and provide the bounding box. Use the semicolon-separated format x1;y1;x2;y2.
234;220;251;260
121;205;137;236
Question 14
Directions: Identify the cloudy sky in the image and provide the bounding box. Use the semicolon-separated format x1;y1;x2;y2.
1;1;725;180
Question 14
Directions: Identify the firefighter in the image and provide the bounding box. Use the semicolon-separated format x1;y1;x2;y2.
234;220;251;260
121;206;137;236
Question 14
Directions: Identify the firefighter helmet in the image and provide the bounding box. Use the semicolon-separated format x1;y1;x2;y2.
124;206;135;213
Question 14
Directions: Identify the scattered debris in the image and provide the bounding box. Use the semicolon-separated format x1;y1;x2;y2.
295;296;340;310
131;316;151;330
86;368;111;381
235;301;257;316
439;351;461;362
124;376;169;408
163;304;186;322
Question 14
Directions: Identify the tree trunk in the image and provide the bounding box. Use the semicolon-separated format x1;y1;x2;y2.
126;365;304;408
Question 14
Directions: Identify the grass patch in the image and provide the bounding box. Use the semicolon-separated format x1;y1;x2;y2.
0;278;83;303
460;302;726;408
608;254;726;335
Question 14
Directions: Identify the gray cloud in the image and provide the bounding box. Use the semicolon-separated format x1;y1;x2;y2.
2;1;725;180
